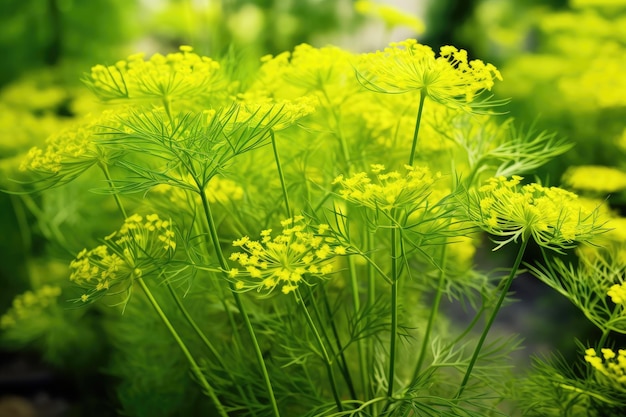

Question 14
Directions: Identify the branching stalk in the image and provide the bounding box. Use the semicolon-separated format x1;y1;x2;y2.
270;130;292;218
198;190;281;417
408;93;426;166
137;278;228;417
455;238;528;398
296;288;344;412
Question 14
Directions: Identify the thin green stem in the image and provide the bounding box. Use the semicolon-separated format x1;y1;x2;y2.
413;244;447;379
387;225;399;398
597;328;611;349
408;93;426;166
166;282;258;415
347;254;368;400
455;239;529;399
320;86;352;171
137;278;228;417
199;191;280;417
318;285;358;400
270;130;291;218
99;163;127;219
296;288;344;412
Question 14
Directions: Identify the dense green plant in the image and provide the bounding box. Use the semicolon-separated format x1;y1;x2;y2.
2;37;624;416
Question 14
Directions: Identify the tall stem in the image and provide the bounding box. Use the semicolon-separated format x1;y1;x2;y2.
387;225;399;398
296;289;344;412
99;163;127;219
455;239;528;398
413;244;447;379
199;191;280;417
408;94;426;166
318;286;357;400
270;130;291;218
137;278;228;417
347;254;368;399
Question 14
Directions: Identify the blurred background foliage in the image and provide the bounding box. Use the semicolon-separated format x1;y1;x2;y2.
1;0;625;415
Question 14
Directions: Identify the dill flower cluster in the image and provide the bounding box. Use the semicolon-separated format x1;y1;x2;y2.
356;39;502;108
562;165;626;193
151;175;245;210
585;348;626;386
69;214;176;303
233;94;317;130
84;46;222;101
469;176;603;250
228;216;347;295
608;282;626;307
19;110;119;175
0;285;62;330
333;164;440;215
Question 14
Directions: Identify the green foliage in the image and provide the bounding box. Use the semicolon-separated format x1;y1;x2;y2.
1;32;623;417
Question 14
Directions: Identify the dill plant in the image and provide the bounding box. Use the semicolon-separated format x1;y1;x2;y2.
0;39;616;417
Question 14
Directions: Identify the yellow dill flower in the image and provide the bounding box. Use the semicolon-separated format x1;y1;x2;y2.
468;176;604;250
608;282;626;306
562;165;626;193
151;174;244;210
585;347;626;386
84;46;223;102
228;217;346;295
0;286;62;330
333;164;440;215
19;110;120;176
254;44;356;100
355;1;425;34
233;93;317;130
69;213;176;303
356;39;502;109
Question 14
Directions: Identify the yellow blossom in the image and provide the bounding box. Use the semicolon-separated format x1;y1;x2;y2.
356;39;502;110
69;213;176;302
468;176;604;250
562;165;626;193
84;45;224;102
228;217;346;295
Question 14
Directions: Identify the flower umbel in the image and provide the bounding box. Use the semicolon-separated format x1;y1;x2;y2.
468;176;604;250
585;347;626;386
0;286;62;330
84;46;223;102
333;164;440;216
69;214;176;303
228;216;346;295
356;39;502;110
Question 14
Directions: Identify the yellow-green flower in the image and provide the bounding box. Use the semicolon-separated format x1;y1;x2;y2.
562;165;626;193
333;164;440;216
228;216;346;295
69;214;176;303
356;39;502;109
1;286;62;330
84;45;223;102
585;347;626;386
467;176;604;250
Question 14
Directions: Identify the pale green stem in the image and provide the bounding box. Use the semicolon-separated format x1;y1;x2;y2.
455;238;529;398
387;225;399;398
597;328;611;350
137;278;228;417
99;162;127;218
408;93;427;166
199;190;281;417
166;282;257;414
347;254;368;399
320;86;352;171
318;285;357;400
413;244;447;379
296;288;344;412
365;229;378;415
270;130;291;218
